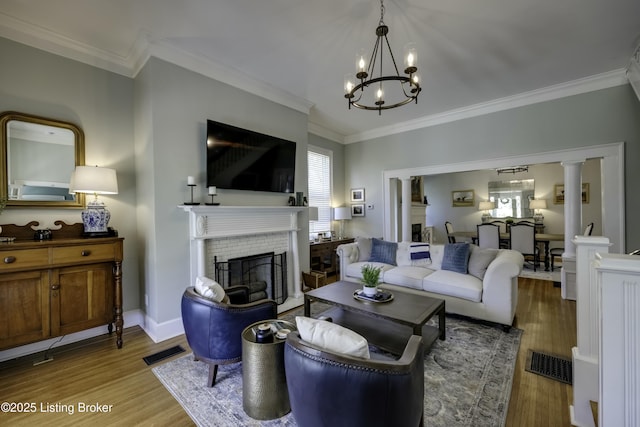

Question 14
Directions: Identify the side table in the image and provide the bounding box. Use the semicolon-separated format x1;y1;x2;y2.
241;319;297;420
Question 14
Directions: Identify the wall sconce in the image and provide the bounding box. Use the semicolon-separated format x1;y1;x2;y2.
529;199;547;223
70;165;118;236
333;207;352;240
478;201;495;223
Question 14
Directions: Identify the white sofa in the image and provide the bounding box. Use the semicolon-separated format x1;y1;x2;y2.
337;238;524;329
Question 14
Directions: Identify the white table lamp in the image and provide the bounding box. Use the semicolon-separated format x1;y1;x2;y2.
71;165;118;235
478;201;495;222
529;199;547;223
334;207;352;239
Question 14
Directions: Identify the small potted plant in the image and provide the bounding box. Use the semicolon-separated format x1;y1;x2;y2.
360;264;381;296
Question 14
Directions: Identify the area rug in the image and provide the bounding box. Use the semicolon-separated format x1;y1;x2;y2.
518;268;560;282
153;312;521;427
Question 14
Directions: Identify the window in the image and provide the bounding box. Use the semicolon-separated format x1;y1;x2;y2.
307;146;332;233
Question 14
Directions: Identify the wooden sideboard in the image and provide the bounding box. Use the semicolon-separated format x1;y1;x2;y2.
0;221;124;351
310;237;354;278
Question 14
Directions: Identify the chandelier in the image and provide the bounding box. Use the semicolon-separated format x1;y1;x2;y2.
344;0;421;114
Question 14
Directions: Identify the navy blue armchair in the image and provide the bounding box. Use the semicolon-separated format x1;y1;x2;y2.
284;332;425;427
181;286;277;387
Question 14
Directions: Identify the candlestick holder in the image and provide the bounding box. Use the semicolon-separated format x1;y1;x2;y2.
205;194;220;206
184;184;200;205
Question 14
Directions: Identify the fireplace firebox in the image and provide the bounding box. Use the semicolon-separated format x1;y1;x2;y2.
213;252;288;304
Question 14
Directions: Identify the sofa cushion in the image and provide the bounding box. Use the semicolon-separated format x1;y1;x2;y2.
441;243;470;274
369;238;398;266
428;245;445;270
345;261;395;281
423;270;483;302
355;236;373;262
296;316;370;359
194;276;226;302
383;266;434;290
468;245;498;280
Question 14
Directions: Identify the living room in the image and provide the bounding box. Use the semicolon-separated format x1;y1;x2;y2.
0;2;639;426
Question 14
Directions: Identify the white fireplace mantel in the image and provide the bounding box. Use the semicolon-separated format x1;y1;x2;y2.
179;205;307;298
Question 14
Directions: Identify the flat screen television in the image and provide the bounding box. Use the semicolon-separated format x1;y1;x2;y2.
206;120;296;193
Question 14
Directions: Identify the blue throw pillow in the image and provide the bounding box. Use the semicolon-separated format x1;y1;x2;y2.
441;243;470;274
368;238;398;266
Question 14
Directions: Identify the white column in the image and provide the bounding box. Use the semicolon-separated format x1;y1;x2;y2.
561;160;584;257
401;178;412;242
570;236;610;427
560;160;584;300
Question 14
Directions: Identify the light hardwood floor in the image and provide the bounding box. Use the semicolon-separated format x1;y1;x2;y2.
0;277;575;426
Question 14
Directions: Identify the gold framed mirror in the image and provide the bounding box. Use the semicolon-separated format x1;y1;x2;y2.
0;111;85;208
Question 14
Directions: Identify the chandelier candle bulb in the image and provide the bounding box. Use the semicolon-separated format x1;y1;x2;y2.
356;49;368;78
404;42;417;74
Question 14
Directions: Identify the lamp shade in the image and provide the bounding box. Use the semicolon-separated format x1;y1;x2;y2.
529;199;547;210
334;206;352;221
308;206;319;221
478;201;495;211
72;166;118;195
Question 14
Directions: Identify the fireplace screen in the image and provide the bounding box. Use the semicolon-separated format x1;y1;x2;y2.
213;252;288;304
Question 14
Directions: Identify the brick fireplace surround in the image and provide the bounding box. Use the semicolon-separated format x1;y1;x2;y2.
180;205;306;306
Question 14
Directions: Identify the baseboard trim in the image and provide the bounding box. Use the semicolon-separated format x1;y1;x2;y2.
141;314;185;343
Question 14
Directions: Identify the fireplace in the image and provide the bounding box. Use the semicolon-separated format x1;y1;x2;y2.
412;224;422;242
180;205;305;300
213;252;288;304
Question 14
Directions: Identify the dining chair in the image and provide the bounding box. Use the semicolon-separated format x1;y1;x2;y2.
550;222;594;270
509;223;539;271
477;223;501;249
445;221;456;243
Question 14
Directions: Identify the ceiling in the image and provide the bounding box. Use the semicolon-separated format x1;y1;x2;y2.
1;0;639;143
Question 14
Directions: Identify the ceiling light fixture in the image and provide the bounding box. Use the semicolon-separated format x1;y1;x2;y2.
344;0;421;115
496;166;529;174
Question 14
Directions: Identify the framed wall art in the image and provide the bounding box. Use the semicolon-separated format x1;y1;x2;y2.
451;190;475;207
350;188;365;202
351;204;365;217
553;183;589;204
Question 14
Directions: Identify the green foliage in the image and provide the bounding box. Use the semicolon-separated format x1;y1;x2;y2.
360;264;381;287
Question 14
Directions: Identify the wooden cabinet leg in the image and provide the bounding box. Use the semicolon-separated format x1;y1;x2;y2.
114;261;123;348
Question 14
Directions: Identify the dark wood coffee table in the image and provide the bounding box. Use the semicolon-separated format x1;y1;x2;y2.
304;281;445;355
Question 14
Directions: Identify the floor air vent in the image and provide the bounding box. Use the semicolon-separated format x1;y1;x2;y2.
525;350;573;384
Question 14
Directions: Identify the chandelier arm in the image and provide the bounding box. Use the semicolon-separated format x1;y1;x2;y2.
367;36;381;78
383;34;402;77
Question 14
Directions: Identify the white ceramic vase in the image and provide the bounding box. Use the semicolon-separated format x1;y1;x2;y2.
362;286;378;297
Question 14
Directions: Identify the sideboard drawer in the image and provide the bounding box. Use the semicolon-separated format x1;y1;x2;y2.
52;243;116;264
0;248;50;271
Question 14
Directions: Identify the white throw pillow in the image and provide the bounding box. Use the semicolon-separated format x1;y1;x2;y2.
194;276;226;303
295;316;370;359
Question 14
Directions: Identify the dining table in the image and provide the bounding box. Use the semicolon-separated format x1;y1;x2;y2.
451;231;564;271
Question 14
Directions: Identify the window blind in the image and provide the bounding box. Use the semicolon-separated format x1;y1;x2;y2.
307;147;332;233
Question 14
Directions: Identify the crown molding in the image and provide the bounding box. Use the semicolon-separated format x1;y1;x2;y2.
0;14;313;115
0;12;136;77
0;12;629;140
144;39;313;115
343;69;629;144
307;121;344;144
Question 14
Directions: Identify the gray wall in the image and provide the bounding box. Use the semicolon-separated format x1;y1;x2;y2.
134;57;310;325
0;37;139;311
344;85;640;252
